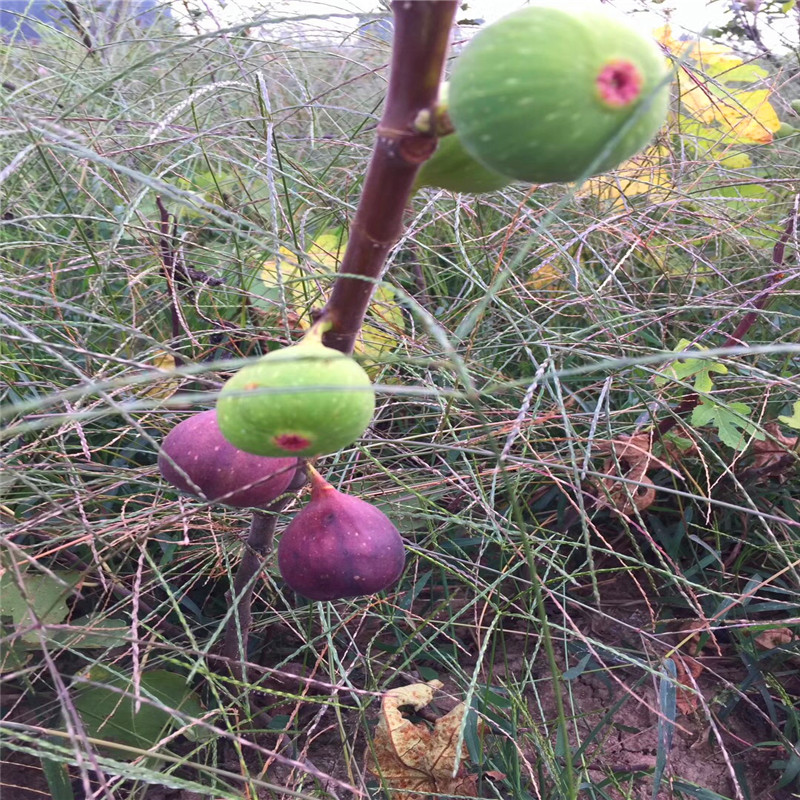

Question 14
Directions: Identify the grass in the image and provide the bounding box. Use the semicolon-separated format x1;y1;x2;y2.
2;3;800;800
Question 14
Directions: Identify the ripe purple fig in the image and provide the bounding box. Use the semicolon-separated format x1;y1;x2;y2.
277;469;405;601
158;409;298;507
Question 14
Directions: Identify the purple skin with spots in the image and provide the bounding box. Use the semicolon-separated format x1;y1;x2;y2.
158;409;298;507
277;477;405;601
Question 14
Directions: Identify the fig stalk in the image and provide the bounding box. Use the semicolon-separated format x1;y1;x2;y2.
321;1;459;354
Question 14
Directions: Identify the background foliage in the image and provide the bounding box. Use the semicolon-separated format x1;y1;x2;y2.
1;2;799;799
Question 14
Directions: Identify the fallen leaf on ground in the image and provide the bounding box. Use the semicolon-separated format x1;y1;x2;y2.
744;423;798;482
368;681;479;800
594;433;660;515
753;627;794;651
674;656;704;715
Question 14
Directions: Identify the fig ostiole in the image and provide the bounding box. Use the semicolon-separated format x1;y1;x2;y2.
277;467;405;601
158;409;298;508
448;1;672;184
216;325;376;459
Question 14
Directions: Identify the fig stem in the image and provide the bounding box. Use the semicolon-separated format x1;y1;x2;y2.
320;1;458;355
305;463;333;497
301;317;332;347
222;496;293;684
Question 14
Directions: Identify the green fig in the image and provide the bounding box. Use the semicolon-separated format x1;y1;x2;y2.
216;328;375;458
448;1;672;184
790;99;800;116
414;130;513;194
774;122;797;139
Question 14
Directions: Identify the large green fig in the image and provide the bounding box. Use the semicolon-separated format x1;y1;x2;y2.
448;2;671;184
216;329;375;458
414;130;513;194
277;468;405;601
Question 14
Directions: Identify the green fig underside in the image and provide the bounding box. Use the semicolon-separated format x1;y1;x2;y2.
448;2;671;184
414;130;513;194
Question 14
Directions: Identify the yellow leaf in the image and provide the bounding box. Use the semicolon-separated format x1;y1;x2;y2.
679;79;779;145
689;41;743;71
307;229;347;271
368;681;479;800
653;25;690;56
580;146;673;209
144;352;179;400
526;259;566;292
679;84;720;124
258;231;404;373
354;322;397;379
716;150;752;169
259;246;303;302
371;284;405;331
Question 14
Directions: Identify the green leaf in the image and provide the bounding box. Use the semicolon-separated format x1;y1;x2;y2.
778;400;800;430
0;570;81;644
691;399;764;450
0;633;30;673
782;0;796;13
43;614;129;650
73;667;212;759
41;748;76;800
655;340;727;392
654;660;677;800
691;400;717;427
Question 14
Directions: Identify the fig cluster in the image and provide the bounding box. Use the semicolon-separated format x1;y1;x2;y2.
442;1;671;187
158;329;404;601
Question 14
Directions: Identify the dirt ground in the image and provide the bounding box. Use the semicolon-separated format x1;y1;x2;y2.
2;577;795;800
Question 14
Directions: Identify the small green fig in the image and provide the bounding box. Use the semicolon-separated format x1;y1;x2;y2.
414;130;513;194
216;328;375;458
774;122;797;139
448;1;671;184
158;409;298;507
790;99;800;116
277;468;405;601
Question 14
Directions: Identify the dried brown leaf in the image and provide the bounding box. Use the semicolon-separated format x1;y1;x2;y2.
594;433;663;515
368;681;479;800
675;656;704;715
745;423;798;482
753;627;794;651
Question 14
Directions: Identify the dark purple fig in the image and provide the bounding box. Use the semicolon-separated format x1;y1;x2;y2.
158;409;298;507
277;469;405;601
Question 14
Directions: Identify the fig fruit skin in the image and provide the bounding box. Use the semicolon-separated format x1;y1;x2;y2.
277;477;405;601
448;2;671;184
158;409;298;507
414;130;513;194
216;339;376;458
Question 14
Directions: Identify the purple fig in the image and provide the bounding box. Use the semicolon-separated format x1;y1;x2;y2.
277;469;405;601
158;409;298;507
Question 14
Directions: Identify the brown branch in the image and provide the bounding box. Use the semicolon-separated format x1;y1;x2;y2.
656;213;796;437
321;1;458;354
222;470;306;684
